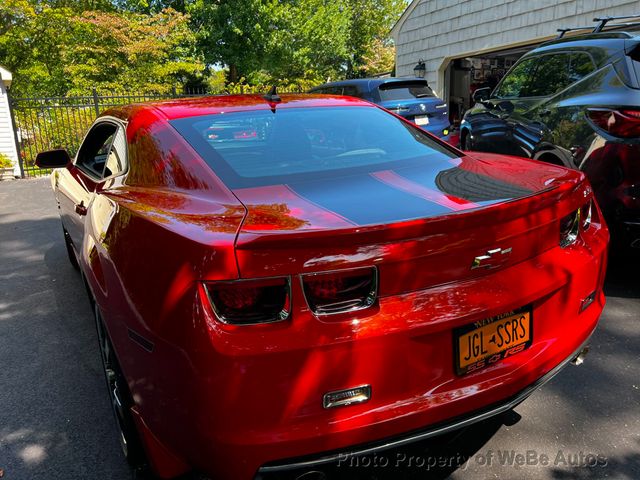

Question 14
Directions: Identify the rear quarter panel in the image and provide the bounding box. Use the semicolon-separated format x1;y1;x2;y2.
80;109;248;468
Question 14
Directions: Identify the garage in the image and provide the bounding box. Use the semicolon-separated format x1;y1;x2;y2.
445;44;532;124
391;0;640;125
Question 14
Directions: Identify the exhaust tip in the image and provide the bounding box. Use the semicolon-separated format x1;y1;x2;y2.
571;346;590;366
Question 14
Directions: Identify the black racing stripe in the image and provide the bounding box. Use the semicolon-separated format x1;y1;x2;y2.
435;167;533;203
288;174;453;226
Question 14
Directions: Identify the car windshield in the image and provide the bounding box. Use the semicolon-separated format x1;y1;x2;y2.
170;106;457;189
378;82;435;101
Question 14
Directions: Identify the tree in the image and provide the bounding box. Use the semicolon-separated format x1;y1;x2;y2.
189;0;403;85
0;0;75;95
344;0;405;78
0;1;203;96
65;8;203;94
189;0;350;84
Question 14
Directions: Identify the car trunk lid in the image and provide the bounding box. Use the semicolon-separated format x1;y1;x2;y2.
230;153;587;295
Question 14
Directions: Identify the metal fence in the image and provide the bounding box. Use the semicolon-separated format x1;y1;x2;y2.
9;87;212;177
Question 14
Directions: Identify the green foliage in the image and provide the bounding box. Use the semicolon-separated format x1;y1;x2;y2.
189;0;403;83
1;0;405;96
344;0;405;77
0;153;13;168
0;1;203;96
65;8;203;94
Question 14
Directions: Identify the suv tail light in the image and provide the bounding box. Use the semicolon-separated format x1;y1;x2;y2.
560;199;593;248
204;277;290;325
302;267;377;315
586;109;640;138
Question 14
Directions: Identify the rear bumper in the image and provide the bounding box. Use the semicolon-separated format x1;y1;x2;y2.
256;337;592;477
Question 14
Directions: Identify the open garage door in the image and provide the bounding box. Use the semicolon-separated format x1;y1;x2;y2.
445;44;535;127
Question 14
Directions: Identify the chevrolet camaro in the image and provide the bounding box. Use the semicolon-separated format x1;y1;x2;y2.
36;93;608;479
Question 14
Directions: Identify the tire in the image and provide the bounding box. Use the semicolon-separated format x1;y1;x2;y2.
63;228;79;270
93;304;148;472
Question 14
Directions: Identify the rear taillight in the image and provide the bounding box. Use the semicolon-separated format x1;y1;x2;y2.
302;267;377;315
586;109;640;138
204;277;290;325
560;199;593;248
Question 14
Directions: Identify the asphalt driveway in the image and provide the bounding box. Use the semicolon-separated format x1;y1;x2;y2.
0;178;638;480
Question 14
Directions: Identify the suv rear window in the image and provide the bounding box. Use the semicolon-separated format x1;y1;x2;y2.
378;81;435;101
170;107;456;189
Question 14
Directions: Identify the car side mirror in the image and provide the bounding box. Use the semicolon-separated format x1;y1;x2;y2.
35;149;71;169
472;87;491;103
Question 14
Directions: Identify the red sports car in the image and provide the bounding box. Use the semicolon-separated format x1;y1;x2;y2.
37;94;608;479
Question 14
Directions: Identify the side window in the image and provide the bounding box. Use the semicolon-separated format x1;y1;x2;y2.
103;127;126;178
76;122;126;180
568;52;595;83
524;53;571;97
493;57;537;98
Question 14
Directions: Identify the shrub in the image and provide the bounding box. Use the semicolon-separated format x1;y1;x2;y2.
0;153;14;168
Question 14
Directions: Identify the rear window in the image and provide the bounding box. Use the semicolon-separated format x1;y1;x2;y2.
378;82;435;101
170;107;457;189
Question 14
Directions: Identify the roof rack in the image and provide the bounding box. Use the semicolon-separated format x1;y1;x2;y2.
556;14;640;38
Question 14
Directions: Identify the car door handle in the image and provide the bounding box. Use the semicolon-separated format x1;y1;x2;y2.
75;202;88;216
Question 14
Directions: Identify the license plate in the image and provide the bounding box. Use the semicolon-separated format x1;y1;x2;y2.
414;115;429;125
454;306;533;375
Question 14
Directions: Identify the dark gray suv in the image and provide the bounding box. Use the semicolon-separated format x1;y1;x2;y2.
462;20;640;248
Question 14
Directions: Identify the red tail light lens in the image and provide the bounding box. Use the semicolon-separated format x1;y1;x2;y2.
586;109;640;138
204;277;290;325
302;267;377;315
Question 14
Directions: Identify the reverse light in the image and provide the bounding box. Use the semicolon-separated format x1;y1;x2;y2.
580;200;592;230
560;209;580;248
560;200;594;248
204;277;290;325
302;267;377;315
586;109;640;138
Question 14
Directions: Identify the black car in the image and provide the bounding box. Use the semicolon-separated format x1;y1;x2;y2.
309;78;451;140
461;23;640;247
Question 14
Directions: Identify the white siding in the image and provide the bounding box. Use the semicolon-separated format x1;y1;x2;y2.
0;80;19;176
393;0;640;96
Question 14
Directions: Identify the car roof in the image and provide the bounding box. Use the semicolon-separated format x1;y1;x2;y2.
516;31;640;67
535;31;639;52
120;94;375;121
310;77;429;91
